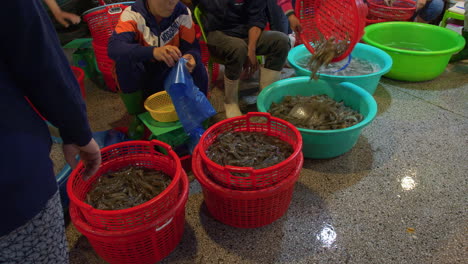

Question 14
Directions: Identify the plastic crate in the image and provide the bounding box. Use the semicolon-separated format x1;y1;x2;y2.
138;112;190;151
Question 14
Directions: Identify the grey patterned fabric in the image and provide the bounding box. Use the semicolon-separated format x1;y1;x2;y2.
0;192;69;264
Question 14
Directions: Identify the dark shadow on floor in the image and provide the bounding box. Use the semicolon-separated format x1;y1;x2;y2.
198;198;286;263
301;136;373;195
373;84;392;116
160;223;198;264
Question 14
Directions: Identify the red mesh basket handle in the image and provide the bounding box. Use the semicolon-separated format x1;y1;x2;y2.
245;112;272;130
106;5;124;15
150;139;175;155
224;165;255;175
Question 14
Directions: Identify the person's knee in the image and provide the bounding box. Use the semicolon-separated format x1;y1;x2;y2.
419;0;444;22
224;45;248;80
192;61;209;95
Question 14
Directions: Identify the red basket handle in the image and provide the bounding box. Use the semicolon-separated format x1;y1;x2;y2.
150;139;175;155
245;112;272;129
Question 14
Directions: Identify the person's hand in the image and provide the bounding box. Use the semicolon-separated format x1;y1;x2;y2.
153;45;182;67
245;48;259;77
416;0;427;10
288;14;303;34
182;53;196;73
63;138;101;180
53;10;81;28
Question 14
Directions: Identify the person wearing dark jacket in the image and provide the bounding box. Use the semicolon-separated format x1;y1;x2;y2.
108;0;208;138
197;0;290;118
0;0;101;262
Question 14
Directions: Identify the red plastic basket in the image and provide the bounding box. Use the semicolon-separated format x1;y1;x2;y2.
198;112;302;190
71;66;86;99
70;171;189;264
83;3;131;46
366;14;390;25
199;40;220;83
193;147;303;228
367;0;416;21
67;140;183;231
295;0;367;62
92;41;118;92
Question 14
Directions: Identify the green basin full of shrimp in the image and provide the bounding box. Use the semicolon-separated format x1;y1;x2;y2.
257;77;377;159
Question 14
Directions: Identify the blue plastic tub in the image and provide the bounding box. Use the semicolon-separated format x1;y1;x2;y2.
288;43;393;94
257;77;378;159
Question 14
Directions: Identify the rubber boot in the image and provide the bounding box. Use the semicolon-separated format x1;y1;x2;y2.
223;75;242;119
450;30;468;62
259;67;282;91
120;90;145;140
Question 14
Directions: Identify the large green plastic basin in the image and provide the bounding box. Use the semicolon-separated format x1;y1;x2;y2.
363;22;466;82
288;43;393;94
257;77;377;159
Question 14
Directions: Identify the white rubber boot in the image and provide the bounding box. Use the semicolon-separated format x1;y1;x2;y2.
224;75;242;118
259;67;282;91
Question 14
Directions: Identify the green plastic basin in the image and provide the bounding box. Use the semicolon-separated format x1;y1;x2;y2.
363;22;466;82
257;77;378;159
288;43;393;94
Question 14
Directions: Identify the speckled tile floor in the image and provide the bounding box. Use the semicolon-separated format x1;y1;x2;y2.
67;62;468;264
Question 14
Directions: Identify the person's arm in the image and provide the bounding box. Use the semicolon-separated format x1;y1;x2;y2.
277;0;302;33
108;9;156;64
416;0;427;10
179;7;202;73
43;0;81;28
108;8;181;67
2;0;100;177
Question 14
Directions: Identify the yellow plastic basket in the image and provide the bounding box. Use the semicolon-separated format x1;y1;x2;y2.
144;91;179;122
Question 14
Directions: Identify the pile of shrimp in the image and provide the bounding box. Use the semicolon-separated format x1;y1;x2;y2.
206;131;293;170
268;95;363;130
308;33;350;80
86;166;172;210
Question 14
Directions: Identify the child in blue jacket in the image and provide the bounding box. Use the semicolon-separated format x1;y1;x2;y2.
108;0;208;138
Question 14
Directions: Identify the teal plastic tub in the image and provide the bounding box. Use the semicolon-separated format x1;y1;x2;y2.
288;43;393;94
363;22;466;82
257;77;377;159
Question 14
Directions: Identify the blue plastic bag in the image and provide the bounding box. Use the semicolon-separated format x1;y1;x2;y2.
164;58;216;151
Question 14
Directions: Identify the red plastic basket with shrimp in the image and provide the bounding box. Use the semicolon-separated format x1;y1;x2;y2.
193;146;303;228
295;0;367;62
83;2;132;46
70;171;189;264
366;0;416;21
197;113;303;190
67;140;183;231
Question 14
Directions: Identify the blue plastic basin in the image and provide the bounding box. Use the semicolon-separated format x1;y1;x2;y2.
288;43;393;94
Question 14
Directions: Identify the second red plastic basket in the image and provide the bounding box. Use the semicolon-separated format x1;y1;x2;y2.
70;171;189;264
67;140;182;231
367;0;416;21
193;147;303;228
197;112;302;190
295;0;367;62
